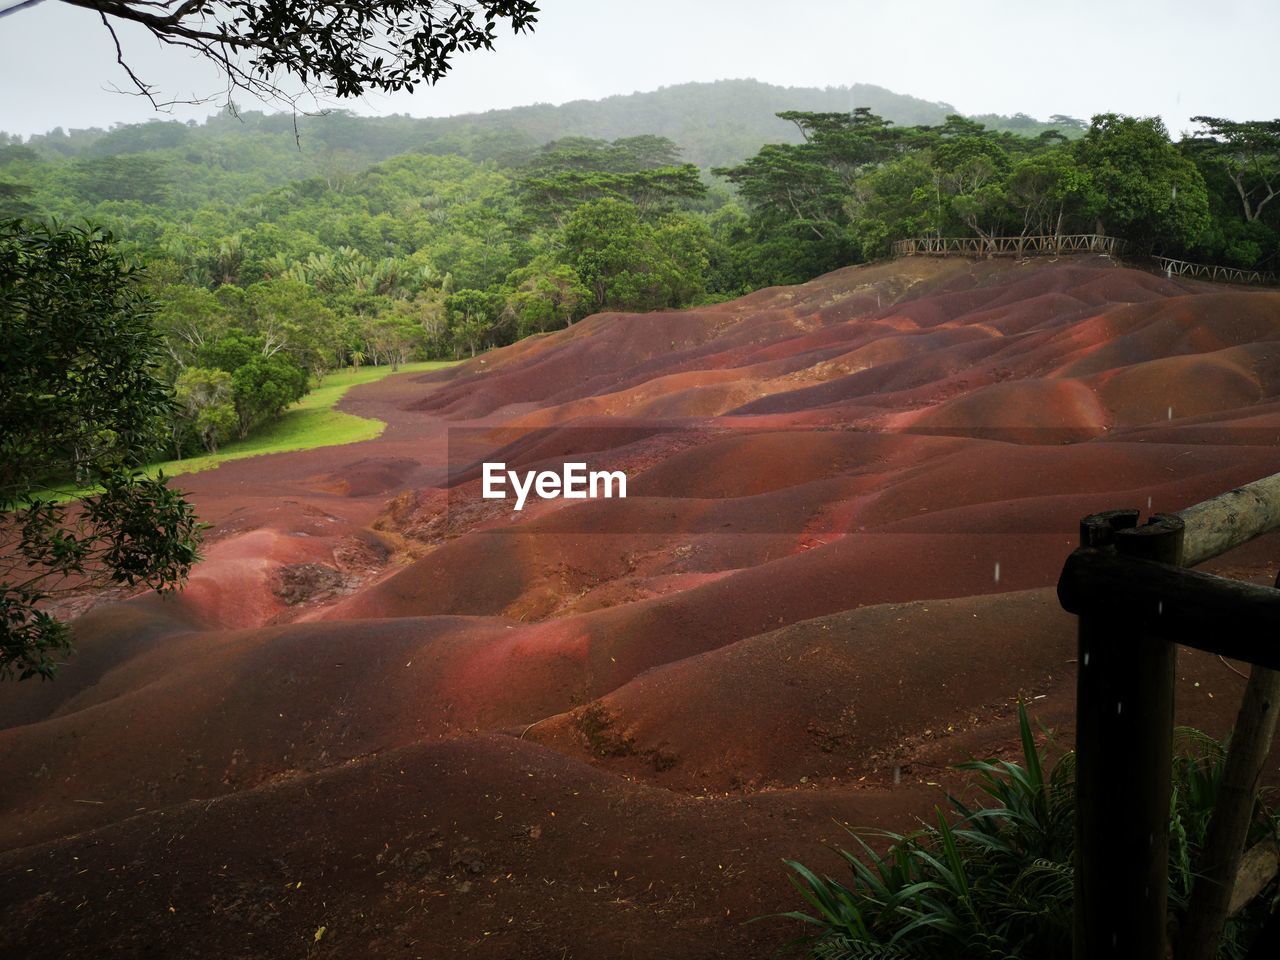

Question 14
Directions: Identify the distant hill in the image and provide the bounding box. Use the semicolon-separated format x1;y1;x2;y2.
10;78;1076;172
409;78;960;167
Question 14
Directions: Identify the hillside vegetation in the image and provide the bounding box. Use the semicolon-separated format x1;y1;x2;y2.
1;83;1274;466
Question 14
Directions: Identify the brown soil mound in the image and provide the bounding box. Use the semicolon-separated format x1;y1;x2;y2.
0;735;948;960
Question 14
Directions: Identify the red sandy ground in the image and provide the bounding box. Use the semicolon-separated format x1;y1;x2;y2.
2;255;1279;958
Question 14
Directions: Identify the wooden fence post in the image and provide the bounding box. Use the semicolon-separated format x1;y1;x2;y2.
1075;512;1183;960
1176;570;1280;960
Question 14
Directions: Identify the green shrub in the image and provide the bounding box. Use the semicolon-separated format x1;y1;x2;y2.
780;705;1279;959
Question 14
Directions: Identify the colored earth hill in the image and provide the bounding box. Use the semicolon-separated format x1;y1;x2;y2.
2;253;1279;958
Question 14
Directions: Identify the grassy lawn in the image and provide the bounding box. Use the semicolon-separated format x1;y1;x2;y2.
155;360;455;478
33;361;455;503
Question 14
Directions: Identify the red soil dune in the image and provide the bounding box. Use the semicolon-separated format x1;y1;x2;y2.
2;255;1279;959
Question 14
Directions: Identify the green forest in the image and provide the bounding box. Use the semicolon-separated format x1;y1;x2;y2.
2;81;1277;463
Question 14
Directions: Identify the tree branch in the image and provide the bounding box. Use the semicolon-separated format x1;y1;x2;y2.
19;0;538;112
0;0;48;19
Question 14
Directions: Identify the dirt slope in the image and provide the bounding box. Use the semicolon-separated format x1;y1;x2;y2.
2;254;1278;958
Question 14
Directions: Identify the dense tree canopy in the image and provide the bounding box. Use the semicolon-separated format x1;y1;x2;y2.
1187;117;1280;223
5;103;1273;361
517;136;707;226
1074;114;1209;250
560;198;710;313
1;220;202;680
718;108;1274;279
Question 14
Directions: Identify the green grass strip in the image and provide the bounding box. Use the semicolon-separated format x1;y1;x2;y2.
36;361;456;500
156;360;455;478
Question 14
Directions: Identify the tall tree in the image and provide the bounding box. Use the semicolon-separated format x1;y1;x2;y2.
173;366;237;454
229;352;308;437
933;135;1012;239
445;288;503;358
517;136;706;226
1;220;202;680
558;198;709;313
1005;149;1098;237
1188;117;1280;223
712;109;902;279
506;257;589;335
1073;114;1210;251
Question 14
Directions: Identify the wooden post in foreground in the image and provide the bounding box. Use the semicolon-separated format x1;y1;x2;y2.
1074;511;1182;960
1066;471;1280;959
1175;575;1280;960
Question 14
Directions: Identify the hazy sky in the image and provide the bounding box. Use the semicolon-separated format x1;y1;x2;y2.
1;0;1276;138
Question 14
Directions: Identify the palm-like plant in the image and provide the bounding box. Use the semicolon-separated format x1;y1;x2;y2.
781;706;1279;959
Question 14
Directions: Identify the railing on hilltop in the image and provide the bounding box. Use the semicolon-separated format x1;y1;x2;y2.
1152;256;1279;287
891;234;1279;287
891;233;1127;258
1057;472;1280;959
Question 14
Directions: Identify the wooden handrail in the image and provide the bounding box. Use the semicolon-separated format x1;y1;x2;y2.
1155;257;1279;286
890;235;1279;287
1058;549;1280;668
1176;471;1280;567
890;234;1127;258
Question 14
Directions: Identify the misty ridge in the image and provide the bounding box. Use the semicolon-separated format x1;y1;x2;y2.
5;78;1070;171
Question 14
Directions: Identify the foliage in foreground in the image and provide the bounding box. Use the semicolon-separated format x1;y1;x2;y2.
782;707;1280;960
1;219;202;680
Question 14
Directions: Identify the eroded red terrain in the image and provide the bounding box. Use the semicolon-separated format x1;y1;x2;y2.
2;255;1278;958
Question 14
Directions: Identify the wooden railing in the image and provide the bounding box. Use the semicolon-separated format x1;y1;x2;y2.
1153;256;1279;287
891;233;1128;258
891;234;1279;287
1057;472;1280;960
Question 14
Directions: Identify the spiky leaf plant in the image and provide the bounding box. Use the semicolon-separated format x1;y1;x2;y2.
780;705;1280;960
